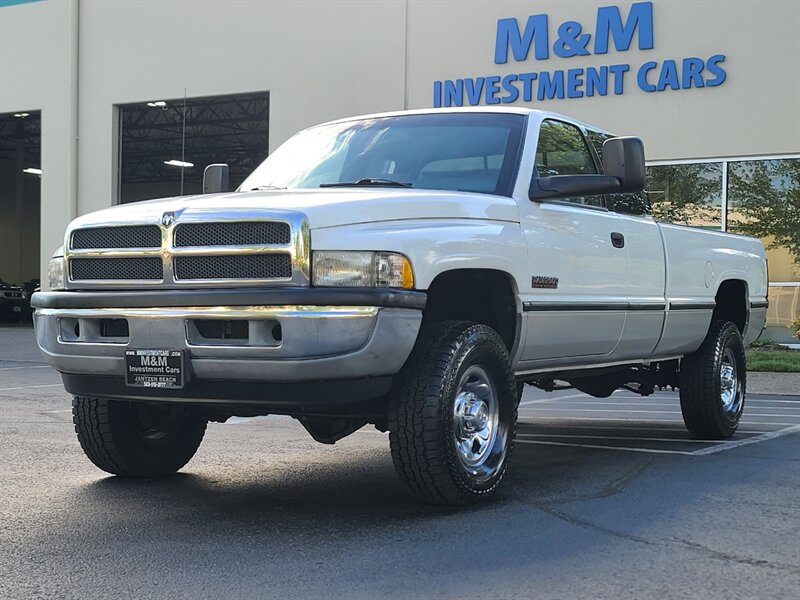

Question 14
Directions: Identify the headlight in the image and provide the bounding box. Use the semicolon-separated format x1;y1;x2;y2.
312;251;414;289
48;257;66;290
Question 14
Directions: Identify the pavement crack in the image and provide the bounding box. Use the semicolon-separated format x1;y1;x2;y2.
532;505;800;575
534;504;661;547
672;538;800;575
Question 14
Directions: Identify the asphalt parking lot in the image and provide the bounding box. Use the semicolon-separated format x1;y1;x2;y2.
1;324;799;599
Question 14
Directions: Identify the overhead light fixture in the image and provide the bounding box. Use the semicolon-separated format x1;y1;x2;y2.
147;101;167;108
164;159;194;168
14;112;30;118
23;167;42;175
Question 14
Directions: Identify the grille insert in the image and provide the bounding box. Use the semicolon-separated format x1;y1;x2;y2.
70;257;163;281
71;226;161;250
174;254;292;280
174;222;291;247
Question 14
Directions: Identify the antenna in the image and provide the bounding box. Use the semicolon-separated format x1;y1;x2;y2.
180;88;187;196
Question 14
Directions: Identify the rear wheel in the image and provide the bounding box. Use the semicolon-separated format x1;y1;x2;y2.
388;321;518;506
72;396;207;477
679;320;746;438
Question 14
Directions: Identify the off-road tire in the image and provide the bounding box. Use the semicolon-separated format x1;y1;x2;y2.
72;396;207;477
388;321;518;506
679;320;746;439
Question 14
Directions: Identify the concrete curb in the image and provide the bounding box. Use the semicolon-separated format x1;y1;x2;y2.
747;371;800;396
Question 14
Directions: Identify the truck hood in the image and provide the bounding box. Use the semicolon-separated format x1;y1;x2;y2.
69;188;520;230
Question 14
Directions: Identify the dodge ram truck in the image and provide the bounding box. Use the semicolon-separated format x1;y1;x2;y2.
32;108;768;506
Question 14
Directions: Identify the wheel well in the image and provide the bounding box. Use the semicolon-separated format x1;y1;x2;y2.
423;269;517;351
712;279;747;333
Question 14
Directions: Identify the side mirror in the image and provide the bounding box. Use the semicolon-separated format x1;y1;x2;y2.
602;136;645;193
529;136;646;202
203;163;229;194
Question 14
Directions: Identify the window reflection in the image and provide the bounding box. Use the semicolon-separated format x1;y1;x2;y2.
728;158;800;284
645;163;723;230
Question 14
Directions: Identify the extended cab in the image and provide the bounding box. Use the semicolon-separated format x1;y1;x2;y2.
32;108;768;506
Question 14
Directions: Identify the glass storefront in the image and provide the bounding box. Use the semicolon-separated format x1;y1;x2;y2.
646;156;800;340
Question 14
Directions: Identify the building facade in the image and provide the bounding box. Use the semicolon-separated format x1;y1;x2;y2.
1;0;798;338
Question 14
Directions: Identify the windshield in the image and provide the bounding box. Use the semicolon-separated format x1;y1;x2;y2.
240;113;526;196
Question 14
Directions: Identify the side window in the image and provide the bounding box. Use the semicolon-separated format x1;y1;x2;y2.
586;129;612;163
587;128;651;215
535;120;603;207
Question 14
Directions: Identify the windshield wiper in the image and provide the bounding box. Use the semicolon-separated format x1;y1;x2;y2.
319;178;412;188
247;185;286;191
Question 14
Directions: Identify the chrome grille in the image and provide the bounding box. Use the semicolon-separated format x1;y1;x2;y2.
174;221;291;247
71;225;161;250
174;254;292;280
71;257;163;281
64;212;308;289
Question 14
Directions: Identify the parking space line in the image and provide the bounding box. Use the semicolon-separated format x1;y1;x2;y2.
0;365;51;371
517;433;730;444
519;393;590;405
518;422;772;434
690;425;800;455
516;439;696;455
525;408;800;419
0;383;63;392
535;400;800;409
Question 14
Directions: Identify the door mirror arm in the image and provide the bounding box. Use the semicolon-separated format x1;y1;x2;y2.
529;174;621;201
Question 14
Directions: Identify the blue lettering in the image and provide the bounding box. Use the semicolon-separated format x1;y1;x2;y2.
585;66;608;96
485;75;502;104
519;72;537;101
566;68;584;98
433;80;442;107
538;70;565;100
595;1;654;54
609;64;629;94
494;15;549;63
501;74;520;103
553;21;591;58
656;59;680;91
705;54;727;87
637;61;657;92
682;57;705;89
465;77;485;105
443;79;463;107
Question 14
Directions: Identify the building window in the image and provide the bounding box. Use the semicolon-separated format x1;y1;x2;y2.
728;158;800;331
117;92;269;204
646;162;723;230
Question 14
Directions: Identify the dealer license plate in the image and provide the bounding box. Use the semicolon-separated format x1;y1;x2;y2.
125;349;184;389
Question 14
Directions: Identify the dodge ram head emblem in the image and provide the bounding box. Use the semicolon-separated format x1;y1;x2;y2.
161;212;175;227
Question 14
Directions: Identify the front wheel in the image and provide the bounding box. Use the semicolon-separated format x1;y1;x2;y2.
388;321;518;506
679;320;746;439
72;396;207;477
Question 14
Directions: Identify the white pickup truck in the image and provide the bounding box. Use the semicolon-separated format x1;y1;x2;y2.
32;108;768;506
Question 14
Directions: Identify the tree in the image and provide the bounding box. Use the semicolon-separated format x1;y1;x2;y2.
727;159;800;267
646;163;722;227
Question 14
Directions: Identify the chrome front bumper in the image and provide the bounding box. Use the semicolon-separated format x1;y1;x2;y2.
33;304;422;383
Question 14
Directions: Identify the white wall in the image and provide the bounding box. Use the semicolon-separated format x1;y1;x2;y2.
0;0;78;285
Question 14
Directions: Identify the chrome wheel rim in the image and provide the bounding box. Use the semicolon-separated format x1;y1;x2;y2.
453;365;499;470
720;348;742;416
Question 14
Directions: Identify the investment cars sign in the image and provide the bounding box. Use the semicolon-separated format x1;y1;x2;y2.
433;2;727;107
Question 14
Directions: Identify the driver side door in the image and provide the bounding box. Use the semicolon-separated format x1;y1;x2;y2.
519;119;628;364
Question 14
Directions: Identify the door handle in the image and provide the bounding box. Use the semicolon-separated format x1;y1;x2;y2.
611;232;625;248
